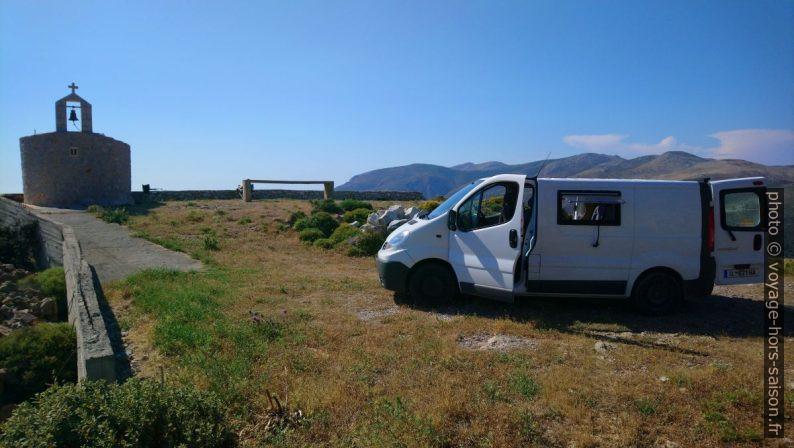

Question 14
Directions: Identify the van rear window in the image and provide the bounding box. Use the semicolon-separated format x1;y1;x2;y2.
721;190;762;230
557;191;622;226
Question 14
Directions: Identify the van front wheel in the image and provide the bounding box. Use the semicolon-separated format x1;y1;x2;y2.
633;271;682;315
408;264;456;307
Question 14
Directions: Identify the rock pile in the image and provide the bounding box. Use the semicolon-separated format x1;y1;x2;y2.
359;205;422;235
0;264;60;337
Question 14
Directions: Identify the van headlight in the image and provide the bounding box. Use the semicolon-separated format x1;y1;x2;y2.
382;230;410;251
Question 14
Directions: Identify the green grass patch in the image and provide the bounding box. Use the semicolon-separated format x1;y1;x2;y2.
510;372;541;400
635;398;656;415
18;267;68;320
118;268;305;417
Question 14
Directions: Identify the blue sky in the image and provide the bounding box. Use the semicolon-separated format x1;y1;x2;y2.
1;0;792;192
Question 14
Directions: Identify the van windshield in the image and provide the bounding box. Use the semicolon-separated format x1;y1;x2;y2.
426;179;485;220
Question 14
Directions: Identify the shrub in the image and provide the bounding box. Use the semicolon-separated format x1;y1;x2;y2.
288;210;307;225
313;238;334;249
307;212;339;237
33;267;67;302
299;228;326;243
0;222;38;270
0;323;76;404
0;379;235;447
237;216;252;225
329;223;361;246
347;232;386;257
93;207;129;224
311;199;342;214
203;232;220;251
293;217;310;231
419;200;441;212
19;267;67;320
343;208;371;224
186;210;204;223
339;199;373;212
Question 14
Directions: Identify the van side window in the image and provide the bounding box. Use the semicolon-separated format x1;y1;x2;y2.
721;189;762;230
457;182;519;231
557;191;621;226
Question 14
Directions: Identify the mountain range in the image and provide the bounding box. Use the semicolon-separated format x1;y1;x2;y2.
338;151;794;198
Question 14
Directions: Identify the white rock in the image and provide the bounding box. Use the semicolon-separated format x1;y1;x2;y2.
349;221;361;228
366;212;380;226
378;205;405;226
404;207;421;219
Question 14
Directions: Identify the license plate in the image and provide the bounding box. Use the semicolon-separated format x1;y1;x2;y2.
724;268;758;278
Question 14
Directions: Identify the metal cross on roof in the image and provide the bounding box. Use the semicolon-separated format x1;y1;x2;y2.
68;82;78;94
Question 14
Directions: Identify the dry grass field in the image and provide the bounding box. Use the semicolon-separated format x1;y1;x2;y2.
104;198;793;447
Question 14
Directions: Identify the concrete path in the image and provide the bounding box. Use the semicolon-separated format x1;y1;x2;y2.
29;207;202;283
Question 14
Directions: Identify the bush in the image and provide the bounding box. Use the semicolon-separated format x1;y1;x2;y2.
203;232;220;251
307;212;339;237
313;238;334;249
329;223;361;246
311;199;342;214
293;217;310;231
0;379;235;447
0;222;38;270
19;267;67;320
299;228;326;243
288;210;307;225
347;232;386;257
419;200;441;212
343;208;372;224
186;210;204;223
0;323;76;404
91;206;129;224
339;199;373;212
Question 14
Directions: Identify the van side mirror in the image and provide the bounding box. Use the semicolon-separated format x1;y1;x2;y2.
447;210;457;231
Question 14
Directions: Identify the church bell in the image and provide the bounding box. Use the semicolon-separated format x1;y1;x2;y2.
69;108;79;123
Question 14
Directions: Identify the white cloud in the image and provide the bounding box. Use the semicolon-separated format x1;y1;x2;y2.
707;129;794;166
562;133;696;156
562;129;794;166
563;134;627;151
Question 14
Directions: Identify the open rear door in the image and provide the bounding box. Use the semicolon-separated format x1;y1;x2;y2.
711;178;765;285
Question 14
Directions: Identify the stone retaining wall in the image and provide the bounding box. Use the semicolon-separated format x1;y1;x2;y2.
0;197;61;268
132;189;423;203
0;197;115;381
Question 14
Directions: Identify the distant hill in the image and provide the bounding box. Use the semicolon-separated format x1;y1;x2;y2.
338;151;794;198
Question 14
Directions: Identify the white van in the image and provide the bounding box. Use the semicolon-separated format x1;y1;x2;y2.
376;175;766;314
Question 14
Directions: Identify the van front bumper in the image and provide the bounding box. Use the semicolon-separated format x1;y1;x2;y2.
377;259;410;293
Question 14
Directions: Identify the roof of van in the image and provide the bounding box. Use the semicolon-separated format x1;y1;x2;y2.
537;178;699;184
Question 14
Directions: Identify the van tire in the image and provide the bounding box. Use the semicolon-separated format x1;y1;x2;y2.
632;271;682;315
408;263;456;307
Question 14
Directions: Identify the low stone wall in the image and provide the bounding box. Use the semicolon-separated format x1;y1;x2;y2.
60;227;115;381
0;197;61;268
0;197;115;381
132;189;423;203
